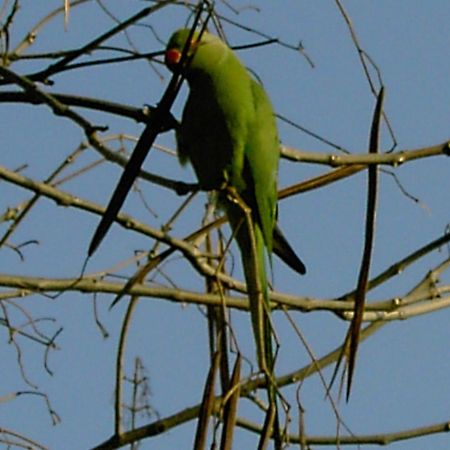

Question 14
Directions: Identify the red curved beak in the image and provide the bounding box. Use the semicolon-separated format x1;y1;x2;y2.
165;48;182;67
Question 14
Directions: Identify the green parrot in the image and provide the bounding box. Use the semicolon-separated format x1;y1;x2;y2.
165;28;306;375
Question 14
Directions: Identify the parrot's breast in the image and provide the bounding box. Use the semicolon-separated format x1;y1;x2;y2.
178;71;251;192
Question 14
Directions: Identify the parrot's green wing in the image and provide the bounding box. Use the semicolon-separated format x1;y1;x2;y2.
244;78;279;258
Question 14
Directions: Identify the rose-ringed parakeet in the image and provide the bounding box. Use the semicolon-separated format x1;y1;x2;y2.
165;29;306;378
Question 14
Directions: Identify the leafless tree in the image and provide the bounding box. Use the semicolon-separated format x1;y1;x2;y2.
0;1;449;449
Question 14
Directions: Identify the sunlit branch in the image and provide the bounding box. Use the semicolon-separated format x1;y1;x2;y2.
281;141;450;166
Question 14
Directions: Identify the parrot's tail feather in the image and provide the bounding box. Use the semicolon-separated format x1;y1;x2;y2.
224;189;282;446
273;224;306;275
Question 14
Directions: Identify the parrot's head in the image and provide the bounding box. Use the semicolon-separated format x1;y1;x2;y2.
165;28;225;76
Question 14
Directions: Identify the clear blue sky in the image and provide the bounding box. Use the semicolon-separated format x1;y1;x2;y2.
1;1;449;449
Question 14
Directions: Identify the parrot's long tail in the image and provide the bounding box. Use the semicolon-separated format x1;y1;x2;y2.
228;200;282;448
244;224;282;448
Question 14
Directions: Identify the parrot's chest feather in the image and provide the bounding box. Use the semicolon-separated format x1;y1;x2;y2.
179;68;252;191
